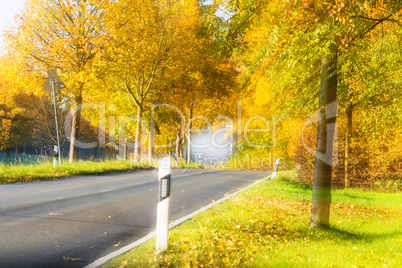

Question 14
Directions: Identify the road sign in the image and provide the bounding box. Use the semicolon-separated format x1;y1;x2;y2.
42;69;66;95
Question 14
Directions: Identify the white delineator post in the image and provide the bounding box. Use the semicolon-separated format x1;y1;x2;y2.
271;158;280;179
156;156;171;251
53;145;59;168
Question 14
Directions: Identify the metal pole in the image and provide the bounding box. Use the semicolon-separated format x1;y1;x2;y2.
51;80;62;165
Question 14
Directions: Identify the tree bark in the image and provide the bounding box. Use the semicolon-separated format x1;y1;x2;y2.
134;105;143;162
344;105;353;188
69;92;82;163
187;104;193;164
310;45;338;228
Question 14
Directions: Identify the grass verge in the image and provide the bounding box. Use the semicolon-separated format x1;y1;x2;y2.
0;160;153;184
105;170;402;268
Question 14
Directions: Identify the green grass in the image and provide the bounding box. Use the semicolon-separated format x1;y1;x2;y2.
173;158;205;169
0;152;47;165
0;159;153;184
105;170;402;268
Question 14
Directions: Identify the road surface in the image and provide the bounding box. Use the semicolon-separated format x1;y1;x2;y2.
0;169;268;267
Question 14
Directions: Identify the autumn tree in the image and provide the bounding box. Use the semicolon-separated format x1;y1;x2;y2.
0;53;37;164
101;0;202;161
7;0;110;162
218;0;402;227
0;98;33;165
23;95;70;150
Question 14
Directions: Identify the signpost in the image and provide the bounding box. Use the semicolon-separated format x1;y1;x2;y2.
43;70;66;166
156;157;171;251
51;80;61;166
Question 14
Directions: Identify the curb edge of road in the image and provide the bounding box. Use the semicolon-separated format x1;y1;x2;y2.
85;174;272;268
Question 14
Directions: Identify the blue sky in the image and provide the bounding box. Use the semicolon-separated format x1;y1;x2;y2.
0;0;26;51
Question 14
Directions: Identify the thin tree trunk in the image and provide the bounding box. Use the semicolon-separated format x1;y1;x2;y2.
148;124;154;160
93;145;98;161
6;148;11;165
134;105;143;162
344;105;353;188
175;126;182;159
15;146;19;165
124;143;128;161
187;104;193;164
310;45;338;228
69;92;82;163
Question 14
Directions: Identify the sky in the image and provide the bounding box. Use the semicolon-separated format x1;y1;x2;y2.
0;0;26;51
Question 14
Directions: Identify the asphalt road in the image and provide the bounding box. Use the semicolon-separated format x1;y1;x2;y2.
0;169;268;267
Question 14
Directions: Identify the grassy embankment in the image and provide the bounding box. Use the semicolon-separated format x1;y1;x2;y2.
0;157;207;184
0;159;153;184
105;170;402;268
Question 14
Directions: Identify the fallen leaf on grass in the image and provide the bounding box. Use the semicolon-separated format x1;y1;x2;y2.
120;260;128;268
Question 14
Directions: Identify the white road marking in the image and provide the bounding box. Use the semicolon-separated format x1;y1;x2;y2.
99;189;114;193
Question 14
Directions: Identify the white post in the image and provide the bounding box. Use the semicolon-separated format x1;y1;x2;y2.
156;156;171;251
271;158;281;179
53;145;59;168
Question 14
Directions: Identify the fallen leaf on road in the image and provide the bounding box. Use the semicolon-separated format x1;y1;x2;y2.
63;256;81;262
49;213;63;216
108;216;112;219
114;241;121;247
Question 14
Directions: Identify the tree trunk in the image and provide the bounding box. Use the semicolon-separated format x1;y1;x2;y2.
134;105;143;162
310;45;338;228
6;148;11;165
69;92;82;163
124;143;128;161
175;126;182;159
148;123;155;160
344;105;353;188
93;145;98;161
187;104;193;164
15;146;19;165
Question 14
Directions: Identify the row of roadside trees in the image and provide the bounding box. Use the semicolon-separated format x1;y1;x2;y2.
0;0;239;163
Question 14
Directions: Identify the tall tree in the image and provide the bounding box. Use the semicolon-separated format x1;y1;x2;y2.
7;0;109;162
103;0;201;161
218;0;402;227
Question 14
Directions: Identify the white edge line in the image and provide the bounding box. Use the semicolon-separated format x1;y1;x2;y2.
85;175;271;268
